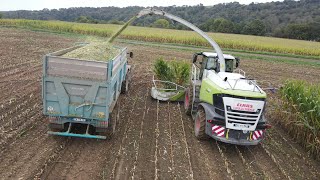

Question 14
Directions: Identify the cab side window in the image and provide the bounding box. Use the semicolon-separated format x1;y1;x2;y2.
206;57;217;70
225;59;234;72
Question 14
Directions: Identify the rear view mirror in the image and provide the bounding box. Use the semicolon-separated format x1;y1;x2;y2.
192;54;198;63
235;57;240;68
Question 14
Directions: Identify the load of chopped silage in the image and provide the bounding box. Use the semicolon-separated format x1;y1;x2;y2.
62;40;120;62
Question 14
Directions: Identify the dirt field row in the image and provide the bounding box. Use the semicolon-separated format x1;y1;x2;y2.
0;28;319;180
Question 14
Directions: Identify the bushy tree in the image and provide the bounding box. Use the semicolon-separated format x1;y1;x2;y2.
241;20;266;36
0;13;3;19
152;19;170;28
75;16;98;24
200;18;235;33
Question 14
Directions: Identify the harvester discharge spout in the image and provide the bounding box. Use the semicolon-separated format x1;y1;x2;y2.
136;8;226;72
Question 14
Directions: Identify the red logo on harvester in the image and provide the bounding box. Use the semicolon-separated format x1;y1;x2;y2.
233;103;254;112
237;103;253;108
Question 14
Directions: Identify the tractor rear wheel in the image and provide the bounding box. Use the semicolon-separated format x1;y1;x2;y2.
184;88;192;116
194;107;208;140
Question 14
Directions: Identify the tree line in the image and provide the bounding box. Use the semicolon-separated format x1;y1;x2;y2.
1;0;319;41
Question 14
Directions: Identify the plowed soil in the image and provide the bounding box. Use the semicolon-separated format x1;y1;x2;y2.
0;27;319;180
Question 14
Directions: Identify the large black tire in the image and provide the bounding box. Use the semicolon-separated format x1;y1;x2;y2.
121;73;130;94
194;107;209;140
96;114;116;139
48;123;64;131
184;88;192;116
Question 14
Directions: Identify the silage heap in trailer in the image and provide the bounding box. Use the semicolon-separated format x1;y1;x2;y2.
62;41;120;62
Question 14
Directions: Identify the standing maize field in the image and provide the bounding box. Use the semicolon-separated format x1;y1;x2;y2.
1;19;320;56
276;80;320;159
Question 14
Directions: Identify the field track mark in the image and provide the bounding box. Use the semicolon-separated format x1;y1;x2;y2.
130;92;148;179
39;139;82;180
110;81;145;180
177;103;194;180
154;100;160;180
269;128;320;178
100;93;130;179
243;145;286;179
0;114;67;179
34;138;71;179
0;104;41;149
111;99;137;180
167;102;174;177
261;143;292;180
0;88;38;124
180;106;229;179
215;142;234;180
235;145;267;179
0;81;39;103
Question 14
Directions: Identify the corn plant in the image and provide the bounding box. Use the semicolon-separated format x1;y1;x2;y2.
153;57;190;87
279;80;320;159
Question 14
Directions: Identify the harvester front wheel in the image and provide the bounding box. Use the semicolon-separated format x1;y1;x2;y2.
184;88;192;115
194;107;208;140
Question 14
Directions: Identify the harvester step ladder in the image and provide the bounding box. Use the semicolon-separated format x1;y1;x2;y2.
191;85;201;114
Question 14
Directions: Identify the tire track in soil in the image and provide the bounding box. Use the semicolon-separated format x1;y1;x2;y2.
110;83;149;180
235;146;270;179
0;89;41;148
0;80;39;103
243;145;287;179
0;113;65;180
166;103;194;179
129;90;157;179
97;56;150;179
179;105;232;180
269;128;320;178
131;88;156;179
217;143;253;180
0;85;38;124
98;93;132;179
261;128;320;179
155;101;173;179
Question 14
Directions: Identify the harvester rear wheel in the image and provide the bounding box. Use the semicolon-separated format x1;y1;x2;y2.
194;107;208;140
184;88;192;116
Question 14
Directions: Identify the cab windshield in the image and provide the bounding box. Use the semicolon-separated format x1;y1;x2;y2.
206;57;235;72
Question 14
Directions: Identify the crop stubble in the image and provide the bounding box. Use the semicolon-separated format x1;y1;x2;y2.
0;28;319;180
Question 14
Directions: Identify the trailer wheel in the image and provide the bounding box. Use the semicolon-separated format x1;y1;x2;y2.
96;115;116;139
184;88;192;115
194;107;208;140
48;123;64;131
121;74;130;94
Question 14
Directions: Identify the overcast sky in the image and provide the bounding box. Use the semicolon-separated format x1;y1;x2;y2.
0;0;284;11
